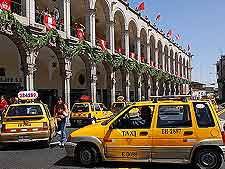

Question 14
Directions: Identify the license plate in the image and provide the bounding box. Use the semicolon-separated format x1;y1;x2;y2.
18;136;30;142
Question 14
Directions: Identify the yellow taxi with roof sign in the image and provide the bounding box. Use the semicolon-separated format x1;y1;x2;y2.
70;102;112;127
65;95;225;169
0;91;56;146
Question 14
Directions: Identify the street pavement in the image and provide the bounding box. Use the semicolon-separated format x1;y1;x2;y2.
0;127;196;169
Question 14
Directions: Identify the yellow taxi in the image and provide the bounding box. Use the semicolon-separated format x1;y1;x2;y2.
65;95;225;169
0;91;56;146
70;102;112;127
110;96;127;115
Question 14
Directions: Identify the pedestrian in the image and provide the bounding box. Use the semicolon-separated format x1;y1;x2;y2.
53;97;68;147
0;96;8;118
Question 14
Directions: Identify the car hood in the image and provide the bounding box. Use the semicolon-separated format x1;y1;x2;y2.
69;123;106;139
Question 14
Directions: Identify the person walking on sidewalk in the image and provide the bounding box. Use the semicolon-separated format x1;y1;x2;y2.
54;97;68;147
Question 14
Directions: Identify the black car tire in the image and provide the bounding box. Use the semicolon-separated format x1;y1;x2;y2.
78;145;100;167
194;148;223;169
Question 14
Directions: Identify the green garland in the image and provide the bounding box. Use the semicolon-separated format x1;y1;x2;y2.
0;11;190;84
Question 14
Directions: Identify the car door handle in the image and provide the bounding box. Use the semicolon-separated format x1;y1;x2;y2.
184;131;193;136
140;131;148;136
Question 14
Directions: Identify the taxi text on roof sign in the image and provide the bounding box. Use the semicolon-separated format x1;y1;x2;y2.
18;91;38;100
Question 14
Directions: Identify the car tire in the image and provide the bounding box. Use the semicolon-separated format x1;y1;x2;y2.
194;148;223;169
78;145;100;167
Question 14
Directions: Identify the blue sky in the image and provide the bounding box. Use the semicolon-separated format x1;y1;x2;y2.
129;0;224;85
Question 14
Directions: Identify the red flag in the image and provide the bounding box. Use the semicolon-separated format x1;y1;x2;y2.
175;34;181;40
156;14;161;21
130;52;136;59
100;39;107;50
137;2;145;11
141;55;145;62
187;44;191;51
0;0;11;11
76;29;85;40
43;15;56;31
117;48;123;54
166;30;173;38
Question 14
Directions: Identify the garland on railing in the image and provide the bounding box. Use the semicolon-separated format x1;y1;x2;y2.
0;11;190;84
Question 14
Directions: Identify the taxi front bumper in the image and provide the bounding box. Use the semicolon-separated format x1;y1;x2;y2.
0;131;49;143
65;142;77;157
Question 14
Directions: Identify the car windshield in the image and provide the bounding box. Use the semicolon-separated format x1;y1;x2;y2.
71;103;89;112
101;104;131;125
6;105;43;117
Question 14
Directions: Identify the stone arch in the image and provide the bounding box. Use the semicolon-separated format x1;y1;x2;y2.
128;19;138;59
129;71;138;101
175;52;178;75
35;46;63;109
150;35;156;64
157;40;163;69
96;61;112;107
164;45;169;72
71;54;90;103
95;0;110;48
170;49;174;74
140;28;147;63
0;34;26;97
183;58;186;78
179;56;182;77
114;9;125;53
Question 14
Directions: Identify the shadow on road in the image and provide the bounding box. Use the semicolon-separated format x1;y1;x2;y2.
0;142;49;151
54;156;193;169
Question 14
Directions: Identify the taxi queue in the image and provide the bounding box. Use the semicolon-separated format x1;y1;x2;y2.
0;91;126;146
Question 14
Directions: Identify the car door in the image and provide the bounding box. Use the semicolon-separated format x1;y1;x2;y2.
104;105;154;161
43;104;56;139
151;103;197;161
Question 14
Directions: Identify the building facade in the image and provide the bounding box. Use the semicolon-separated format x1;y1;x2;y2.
217;55;225;101
0;0;192;109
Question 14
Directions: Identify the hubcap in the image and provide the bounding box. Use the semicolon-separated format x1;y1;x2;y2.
80;149;92;163
200;152;217;168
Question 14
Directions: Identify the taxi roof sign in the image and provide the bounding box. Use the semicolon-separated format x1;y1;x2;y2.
18;91;38;100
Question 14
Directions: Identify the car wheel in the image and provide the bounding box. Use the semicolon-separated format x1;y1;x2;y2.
78;145;100;166
194;149;223;169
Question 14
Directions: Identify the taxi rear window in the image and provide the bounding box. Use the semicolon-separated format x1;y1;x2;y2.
71;104;89;112
112;103;125;109
6;105;43;117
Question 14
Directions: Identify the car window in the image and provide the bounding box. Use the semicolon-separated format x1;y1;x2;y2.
193;102;215;128
157;105;192;128
113;106;154;129
99;104;108;111
71;103;89;112
94;104;101;111
7;105;43;117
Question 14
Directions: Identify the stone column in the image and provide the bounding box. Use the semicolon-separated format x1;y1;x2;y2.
90;63;97;102
26;0;35;24
156;80;159;96
111;72;116;103
174;83;177;95
155;47;159;68
89;9;96;46
63;0;71;38
147;43;151;64
147;78;151;98
137;37;141;62
126;73;130;101
109;20;115;53
24;50;38;91
64;57;72;110
138;76;142;101
163;82;166;96
124;30;129;57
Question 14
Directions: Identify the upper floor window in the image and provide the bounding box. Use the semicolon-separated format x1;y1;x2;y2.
11;0;22;15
